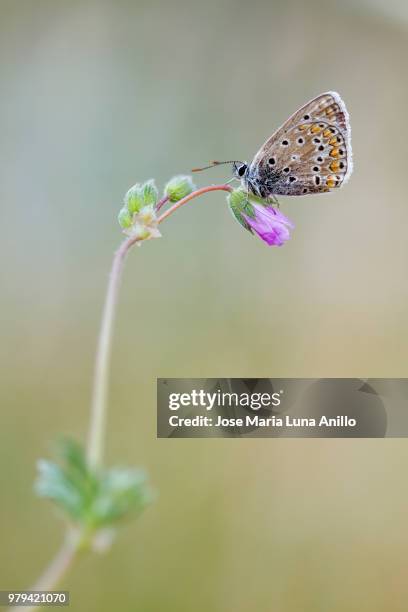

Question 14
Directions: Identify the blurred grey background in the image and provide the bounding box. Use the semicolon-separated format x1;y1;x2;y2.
1;1;408;610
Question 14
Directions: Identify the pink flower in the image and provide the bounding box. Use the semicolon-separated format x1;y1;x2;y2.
242;203;294;246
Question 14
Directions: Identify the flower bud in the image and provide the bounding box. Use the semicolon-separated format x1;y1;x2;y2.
228;187;248;210
227;188;254;231
227;189;293;246
141;179;158;207
124;180;158;213
124;184;144;214
242;203;293;246
164;175;196;202
118;206;133;229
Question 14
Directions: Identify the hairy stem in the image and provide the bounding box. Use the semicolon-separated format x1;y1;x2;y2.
16;183;233;609
87;233;140;468
155;194;169;212
157;184;232;224
12;531;81;612
88;184;232;468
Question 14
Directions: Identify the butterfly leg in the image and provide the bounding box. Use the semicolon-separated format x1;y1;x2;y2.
268;195;280;208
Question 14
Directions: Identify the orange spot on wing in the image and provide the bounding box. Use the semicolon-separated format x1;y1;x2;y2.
323;129;332;138
330;148;339;158
330;160;340;172
311;124;323;133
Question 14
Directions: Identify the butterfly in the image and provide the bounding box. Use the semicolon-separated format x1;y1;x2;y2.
194;92;352;200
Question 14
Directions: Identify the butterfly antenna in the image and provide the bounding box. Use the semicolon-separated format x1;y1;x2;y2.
191;160;243;173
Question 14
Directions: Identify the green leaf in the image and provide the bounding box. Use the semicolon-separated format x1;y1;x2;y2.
35;459;84;520
91;467;152;527
35;439;153;533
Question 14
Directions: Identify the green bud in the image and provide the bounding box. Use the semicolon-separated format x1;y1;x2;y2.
164;175;196;202
121;180;160;238
124;184;144;214
227;188;254;232
228;187;248;210
124;180;158;216
118;206;133;229
141;179;158;207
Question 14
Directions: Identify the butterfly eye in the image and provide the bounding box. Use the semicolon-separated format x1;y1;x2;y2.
237;164;246;177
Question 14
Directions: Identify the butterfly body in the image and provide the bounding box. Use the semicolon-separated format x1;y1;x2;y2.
232;91;352;198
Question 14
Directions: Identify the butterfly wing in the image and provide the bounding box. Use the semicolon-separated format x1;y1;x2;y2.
247;92;352;197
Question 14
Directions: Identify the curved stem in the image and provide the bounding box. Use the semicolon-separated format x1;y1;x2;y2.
20;182;232;608
87;183;232;469
11;531;81;612
155;194;169;212
157;184;232;224
87;233;140;469
32;532;80;590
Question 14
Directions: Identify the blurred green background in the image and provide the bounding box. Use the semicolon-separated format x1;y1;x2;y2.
1;0;408;610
